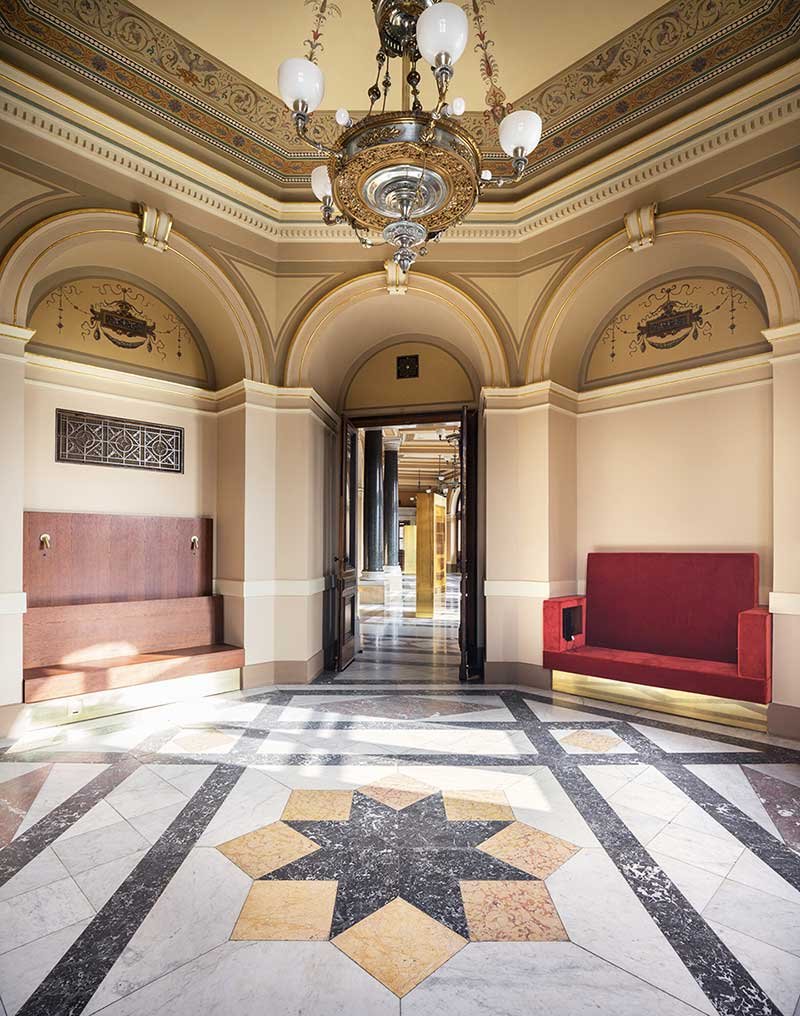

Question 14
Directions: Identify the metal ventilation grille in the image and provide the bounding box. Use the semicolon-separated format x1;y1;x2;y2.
55;408;184;474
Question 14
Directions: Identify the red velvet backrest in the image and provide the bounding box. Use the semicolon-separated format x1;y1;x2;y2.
585;553;759;663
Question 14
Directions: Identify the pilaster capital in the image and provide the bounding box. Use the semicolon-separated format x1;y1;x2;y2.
383;438;402;452
763;322;800;361
0;323;35;359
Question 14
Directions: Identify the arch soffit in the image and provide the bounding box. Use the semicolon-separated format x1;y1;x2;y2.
524;209;800;387
284;272;511;399
0;209;268;386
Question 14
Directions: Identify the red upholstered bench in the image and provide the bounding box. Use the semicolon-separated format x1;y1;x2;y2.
543;553;771;704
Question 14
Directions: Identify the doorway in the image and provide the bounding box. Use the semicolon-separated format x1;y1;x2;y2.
330;408;483;683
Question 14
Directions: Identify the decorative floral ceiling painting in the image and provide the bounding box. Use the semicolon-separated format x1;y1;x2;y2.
584;276;768;387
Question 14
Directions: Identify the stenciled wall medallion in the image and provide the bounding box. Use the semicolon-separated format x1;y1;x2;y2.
583;276;768;388
29;278;208;385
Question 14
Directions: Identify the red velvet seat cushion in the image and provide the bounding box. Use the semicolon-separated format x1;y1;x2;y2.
585;552;759;663
543;644;770;704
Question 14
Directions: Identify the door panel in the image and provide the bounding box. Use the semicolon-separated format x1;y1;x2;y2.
336;419;358;671
459;406;483;681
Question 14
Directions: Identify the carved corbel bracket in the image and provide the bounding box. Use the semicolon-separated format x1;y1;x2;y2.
139;204;173;252
624;203;658;252
385;258;408;295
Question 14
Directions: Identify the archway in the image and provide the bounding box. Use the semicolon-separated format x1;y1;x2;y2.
0;209;268;387
524;209;800;387
284;271;510;408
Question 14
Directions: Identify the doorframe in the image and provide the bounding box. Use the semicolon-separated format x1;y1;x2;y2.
329;405;485;674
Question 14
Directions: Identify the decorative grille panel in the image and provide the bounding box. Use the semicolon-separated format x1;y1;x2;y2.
55;408;184;473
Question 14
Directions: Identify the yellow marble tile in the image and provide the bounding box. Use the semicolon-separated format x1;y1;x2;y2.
443;788;514;821
281;789;353;821
232;881;337;940
163;730;239;754
217;821;319;878
478;821;579;878
359;774;436;811
461;880;568;941
332;898;466;996
560;730;622;753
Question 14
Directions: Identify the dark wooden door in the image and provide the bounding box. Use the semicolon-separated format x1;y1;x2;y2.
336;419;358;671
459;406;483;681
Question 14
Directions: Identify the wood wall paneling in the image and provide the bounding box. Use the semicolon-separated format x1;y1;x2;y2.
23;512;213;606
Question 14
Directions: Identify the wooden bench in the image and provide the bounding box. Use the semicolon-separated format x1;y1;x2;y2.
22;511;243;703
23;595;243;702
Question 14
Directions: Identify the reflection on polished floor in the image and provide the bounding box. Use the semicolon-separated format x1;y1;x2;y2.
350;573;462;683
1;654;799;1015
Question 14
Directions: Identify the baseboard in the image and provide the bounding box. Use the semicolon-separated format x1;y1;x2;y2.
767;701;800;740
484;662;552;689
243;650;325;687
0;668;241;740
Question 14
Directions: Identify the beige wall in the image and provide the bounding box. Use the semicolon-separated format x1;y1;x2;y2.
345;343;474;411
577;382;773;600
25;381;217;518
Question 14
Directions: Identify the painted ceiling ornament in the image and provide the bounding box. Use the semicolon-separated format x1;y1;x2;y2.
303;0;342;64
461;0;512;124
277;0;543;273
89;291;157;351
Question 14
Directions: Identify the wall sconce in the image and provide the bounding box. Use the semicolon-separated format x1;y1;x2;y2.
39;533;51;551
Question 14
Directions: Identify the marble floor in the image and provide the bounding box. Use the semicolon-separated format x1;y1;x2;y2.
1;632;799;1013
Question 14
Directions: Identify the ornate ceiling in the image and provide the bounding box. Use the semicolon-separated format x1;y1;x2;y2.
1;0;798;198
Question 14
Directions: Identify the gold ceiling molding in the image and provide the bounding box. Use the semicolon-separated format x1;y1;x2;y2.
1;0;797;191
1;59;799;247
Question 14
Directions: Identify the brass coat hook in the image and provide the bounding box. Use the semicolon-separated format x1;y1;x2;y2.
39;533;51;551
190;535;199;552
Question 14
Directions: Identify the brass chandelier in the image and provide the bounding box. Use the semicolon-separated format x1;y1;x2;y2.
277;0;542;273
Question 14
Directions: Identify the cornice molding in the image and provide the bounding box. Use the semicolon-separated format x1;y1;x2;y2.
1;60;799;246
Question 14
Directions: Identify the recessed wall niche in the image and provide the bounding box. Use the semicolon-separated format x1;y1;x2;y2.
582;276;768;388
28;277;209;386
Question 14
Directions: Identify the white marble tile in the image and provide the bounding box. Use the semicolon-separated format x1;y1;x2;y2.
0;848;69;903
524;699;610;723
260;726;532;757
580;763;648;798
647;822;744;877
195;767;289;846
92;939;398;1015
0;877;94;954
612;805;671;846
104;767;187;820
73;850;148;910
709;920;800;1016
255;763;399;792
726;849;800;906
0;919;90;1015
127;801;187;844
404;941;709;1015
504;768;599;848
56;800;123;843
0;763;49;785
15;764;109;836
395;764;533;793
686;763;781;838
648;851;724;911
52;819;150;876
670;800;743;846
703;880;800;957
547;849;716;1014
608;778;686;822
84;849;255;1013
146;764;213;798
630;724;759;754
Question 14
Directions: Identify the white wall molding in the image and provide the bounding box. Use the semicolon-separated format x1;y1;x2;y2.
2;59;798;246
769;592;800;616
214;578;326;598
0;593;26;615
484;580;577;599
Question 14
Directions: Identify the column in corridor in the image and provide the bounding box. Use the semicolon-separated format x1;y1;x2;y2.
360;428;385;603
383;438;402;601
